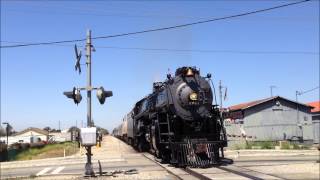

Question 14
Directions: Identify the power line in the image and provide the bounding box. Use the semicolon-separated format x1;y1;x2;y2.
89;46;320;55
2;41;318;55
298;86;320;95
0;0;311;49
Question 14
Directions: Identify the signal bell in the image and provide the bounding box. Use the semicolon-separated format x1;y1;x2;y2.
63;87;82;105
96;86;113;104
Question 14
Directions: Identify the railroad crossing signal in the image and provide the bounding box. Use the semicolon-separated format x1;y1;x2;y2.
63;30;113;176
74;44;82;74
63;86;113;105
96;86;113;104
63;87;82;105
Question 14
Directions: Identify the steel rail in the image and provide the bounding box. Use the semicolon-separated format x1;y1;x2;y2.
181;167;212;180
216;166;264;180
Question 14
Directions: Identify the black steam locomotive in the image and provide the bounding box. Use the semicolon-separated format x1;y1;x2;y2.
113;67;227;167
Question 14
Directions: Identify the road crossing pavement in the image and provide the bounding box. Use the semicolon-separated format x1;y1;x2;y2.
0;136;318;179
35;166;66;176
36;166;65;176
0;136;177;179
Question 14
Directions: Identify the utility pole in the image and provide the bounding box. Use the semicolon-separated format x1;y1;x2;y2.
87;30;92;128
295;90;302;141
218;80;227;158
219;80;227;110
270;85;276;97
219;80;223;110
85;29;94;176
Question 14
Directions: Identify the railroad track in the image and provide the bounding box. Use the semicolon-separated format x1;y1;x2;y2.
142;153;284;180
142;153;210;180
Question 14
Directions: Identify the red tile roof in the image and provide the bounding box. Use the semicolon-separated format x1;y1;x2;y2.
307;101;320;113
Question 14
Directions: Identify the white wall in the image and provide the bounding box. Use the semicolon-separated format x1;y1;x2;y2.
0;130;47;145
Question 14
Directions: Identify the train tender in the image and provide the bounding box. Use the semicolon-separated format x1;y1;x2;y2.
113;67;227;167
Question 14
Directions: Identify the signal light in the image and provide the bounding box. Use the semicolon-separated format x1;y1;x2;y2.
63;87;82;105
96;86;113;104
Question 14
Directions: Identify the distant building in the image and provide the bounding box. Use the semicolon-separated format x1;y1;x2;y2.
307;101;320;144
49;131;71;142
225;96;314;142
0;127;48;145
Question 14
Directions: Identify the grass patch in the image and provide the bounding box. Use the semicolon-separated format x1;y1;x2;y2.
13;142;79;161
230;141;279;150
280;141;291;149
231;143;247;150
230;141;312;150
244;141;277;149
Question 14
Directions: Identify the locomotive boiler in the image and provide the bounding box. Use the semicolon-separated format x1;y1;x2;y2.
113;67;227;167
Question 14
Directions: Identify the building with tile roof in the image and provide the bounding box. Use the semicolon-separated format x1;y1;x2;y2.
307;101;320;144
224;96;314;142
307;101;320;113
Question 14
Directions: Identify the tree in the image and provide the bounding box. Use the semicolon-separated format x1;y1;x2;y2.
43;127;51;132
7;124;13;135
0;126;5;136
68;126;80;133
0;124;16;136
96;126;109;135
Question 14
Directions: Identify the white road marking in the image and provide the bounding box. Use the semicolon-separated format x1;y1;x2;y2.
36;167;52;176
51;166;65;174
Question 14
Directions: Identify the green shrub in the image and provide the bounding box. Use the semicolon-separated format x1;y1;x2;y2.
291;143;299;149
245;142;252;149
280;141;291;149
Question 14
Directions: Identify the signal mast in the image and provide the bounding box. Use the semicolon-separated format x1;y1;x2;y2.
63;30;112;176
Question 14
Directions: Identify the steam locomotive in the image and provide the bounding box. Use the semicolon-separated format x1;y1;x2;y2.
113;67;227;167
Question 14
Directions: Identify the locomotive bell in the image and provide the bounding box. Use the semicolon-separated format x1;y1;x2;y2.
186;68;194;76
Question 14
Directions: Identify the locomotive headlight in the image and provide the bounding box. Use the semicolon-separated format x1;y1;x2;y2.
189;92;198;101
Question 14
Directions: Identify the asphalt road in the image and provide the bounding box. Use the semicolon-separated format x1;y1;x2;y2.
0;136;177;179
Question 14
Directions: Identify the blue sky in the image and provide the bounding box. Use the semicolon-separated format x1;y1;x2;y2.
1;0;319;132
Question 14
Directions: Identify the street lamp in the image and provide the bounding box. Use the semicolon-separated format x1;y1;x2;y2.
2;122;9;146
